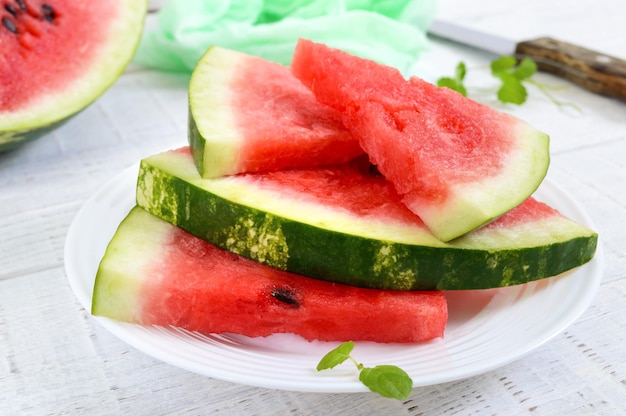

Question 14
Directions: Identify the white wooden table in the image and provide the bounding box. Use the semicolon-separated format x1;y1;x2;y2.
2;1;625;414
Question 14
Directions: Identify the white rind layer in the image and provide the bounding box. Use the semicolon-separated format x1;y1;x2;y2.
188;46;244;177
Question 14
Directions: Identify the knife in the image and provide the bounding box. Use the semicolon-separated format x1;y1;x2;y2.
428;19;626;100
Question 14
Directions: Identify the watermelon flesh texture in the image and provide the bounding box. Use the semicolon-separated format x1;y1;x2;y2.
92;206;448;344
136;148;597;291
291;39;550;242
0;0;147;150
188;46;363;178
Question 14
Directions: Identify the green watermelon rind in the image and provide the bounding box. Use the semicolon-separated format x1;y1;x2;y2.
0;122;64;152
135;150;597;291
0;0;148;152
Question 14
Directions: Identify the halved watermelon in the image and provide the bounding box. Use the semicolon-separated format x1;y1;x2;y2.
291;39;550;242
136;147;597;291
188;46;363;178
92;206;448;344
0;0;147;151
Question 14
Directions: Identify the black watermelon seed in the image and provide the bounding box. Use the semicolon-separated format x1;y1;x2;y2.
15;0;26;12
4;4;17;16
270;288;300;308
2;16;18;34
41;4;55;22
368;163;383;177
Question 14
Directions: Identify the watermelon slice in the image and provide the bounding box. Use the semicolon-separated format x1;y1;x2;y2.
92;206;448;344
0;0;147;151
187;46;363;178
291;39;551;242
136;147;597;291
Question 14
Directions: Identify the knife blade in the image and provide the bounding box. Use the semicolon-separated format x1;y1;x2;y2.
428;19;626;100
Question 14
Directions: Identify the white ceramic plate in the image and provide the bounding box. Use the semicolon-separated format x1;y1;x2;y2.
65;164;603;392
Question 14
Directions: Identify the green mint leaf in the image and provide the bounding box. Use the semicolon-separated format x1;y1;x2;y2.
496;74;528;104
358;365;413;400
316;343;413;400
513;57;537;80
490;55;517;75
316;341;355;371
437;77;467;96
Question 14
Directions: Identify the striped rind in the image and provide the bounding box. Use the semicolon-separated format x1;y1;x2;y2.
0;121;64;152
136;149;597;291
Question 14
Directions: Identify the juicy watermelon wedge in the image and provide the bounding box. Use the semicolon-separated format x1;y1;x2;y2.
188;46;363;178
92;206;448;344
291;39;551;242
0;0;147;151
136;147;597;291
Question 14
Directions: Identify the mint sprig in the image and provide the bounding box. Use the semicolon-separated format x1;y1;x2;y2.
489;56;537;104
316;341;413;400
436;56;580;112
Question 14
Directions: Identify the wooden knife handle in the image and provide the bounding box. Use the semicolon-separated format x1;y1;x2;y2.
515;37;626;100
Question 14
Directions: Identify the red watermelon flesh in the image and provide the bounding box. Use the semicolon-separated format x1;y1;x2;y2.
93;207;448;344
232;51;362;172
187;46;363;178
291;39;550;242
2;1;116;112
